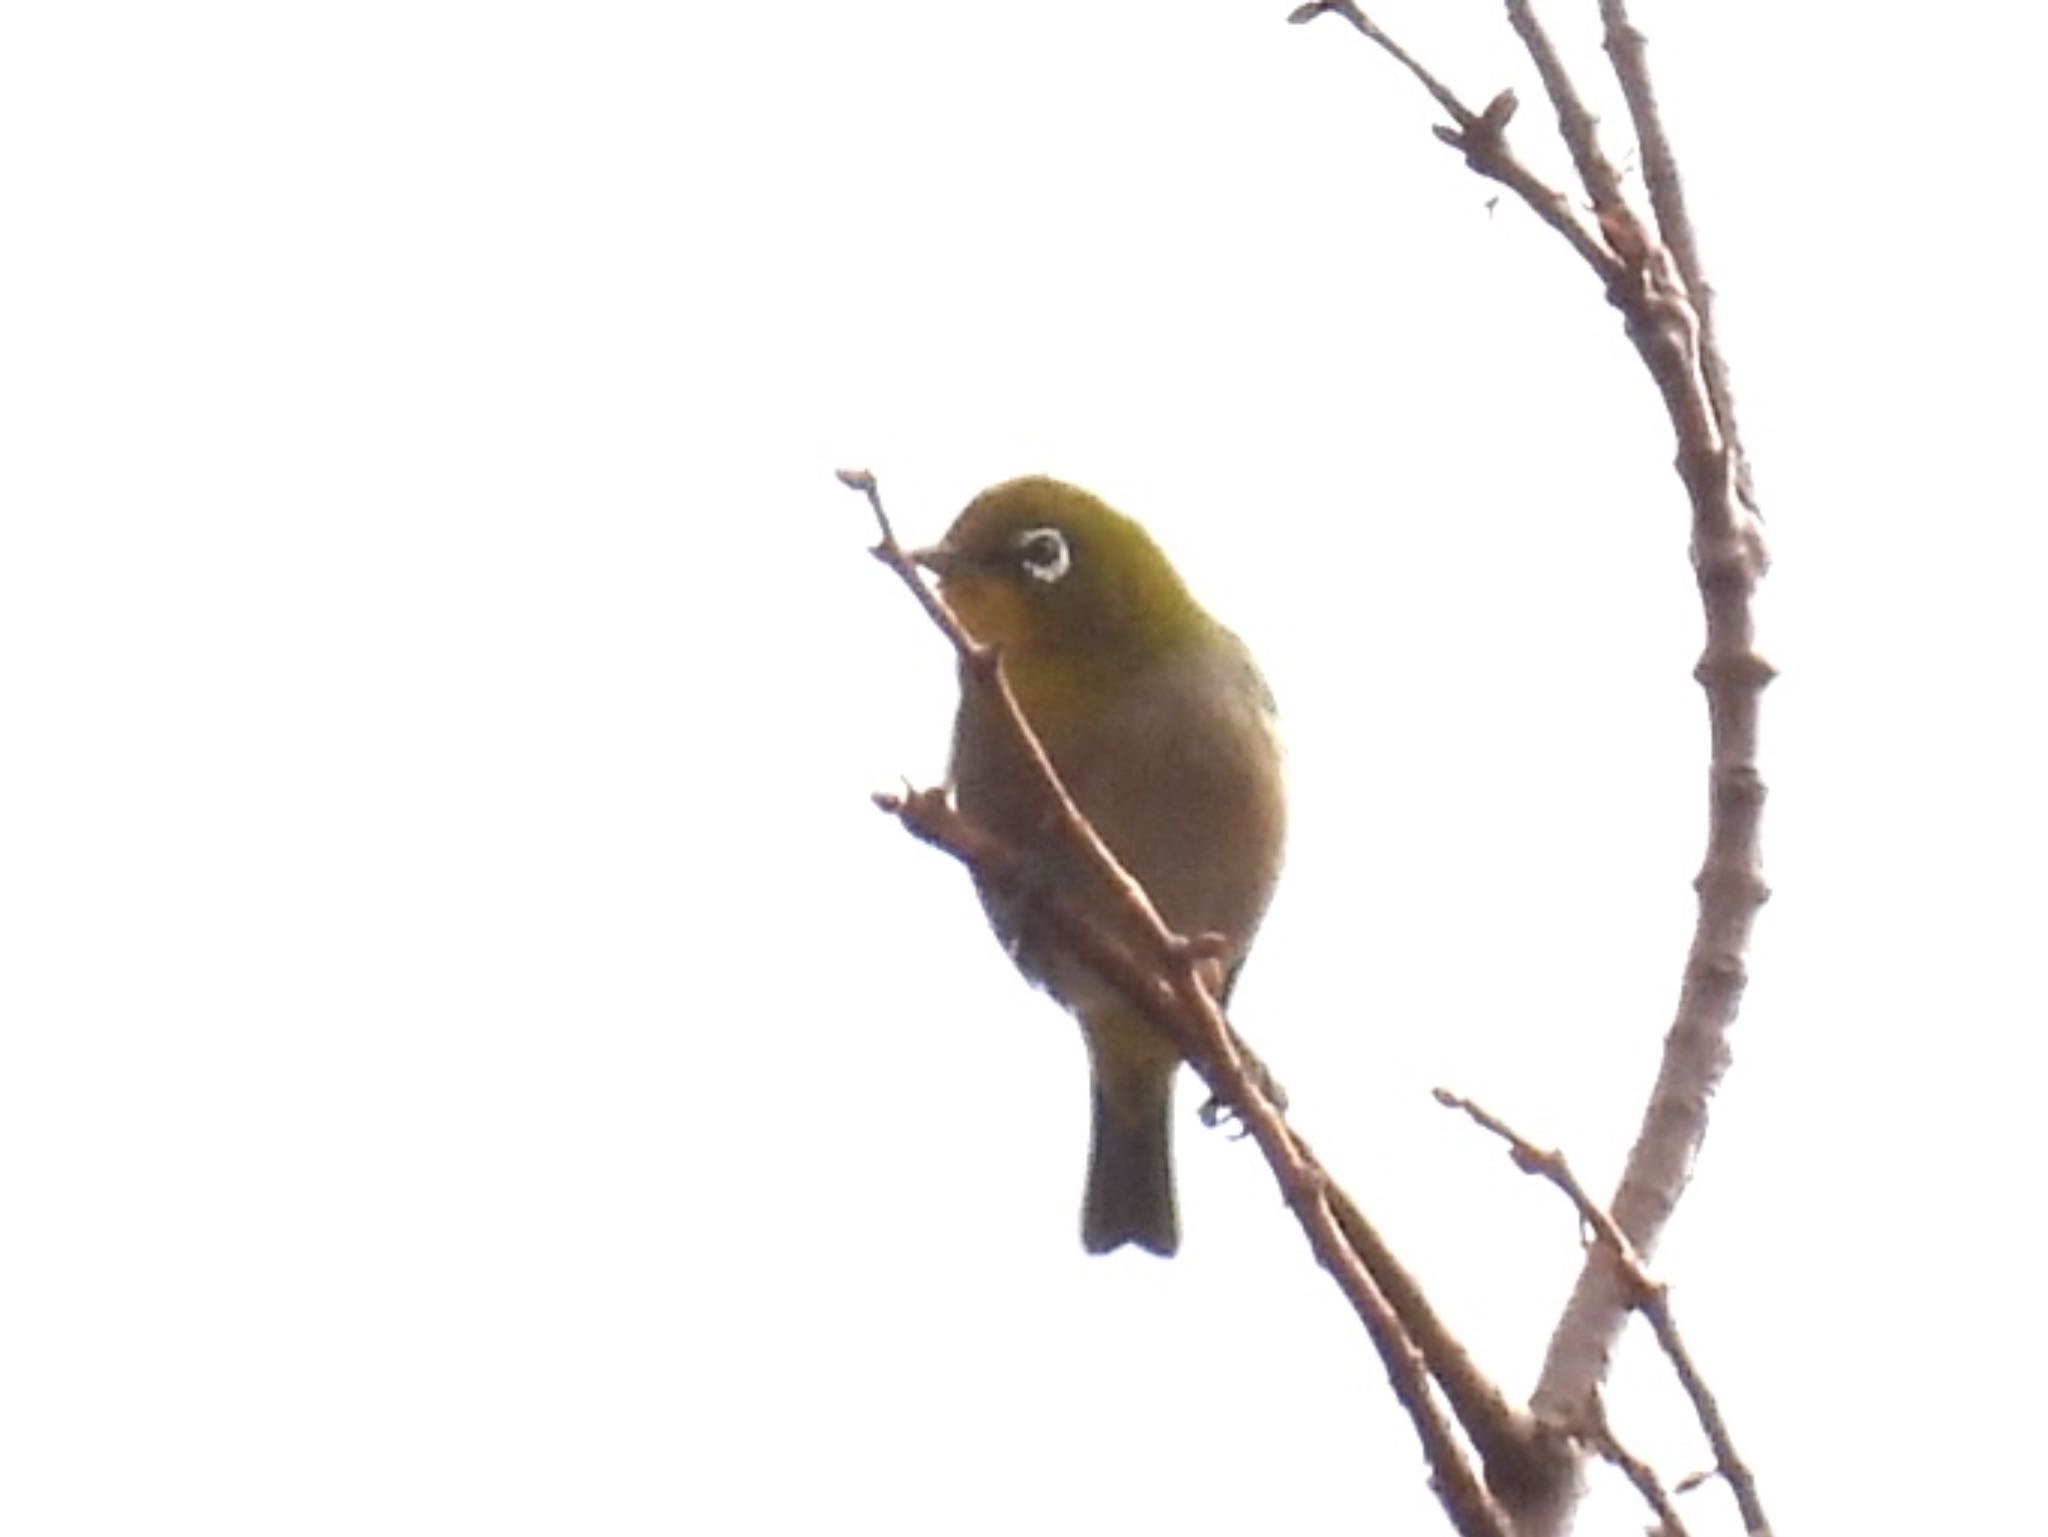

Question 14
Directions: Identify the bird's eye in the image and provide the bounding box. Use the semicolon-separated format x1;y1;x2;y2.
1014;526;1072;585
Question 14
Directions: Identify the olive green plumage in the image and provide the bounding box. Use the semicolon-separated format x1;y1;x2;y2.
919;476;1286;1256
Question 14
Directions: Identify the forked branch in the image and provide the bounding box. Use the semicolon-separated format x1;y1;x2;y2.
1288;2;1771;1531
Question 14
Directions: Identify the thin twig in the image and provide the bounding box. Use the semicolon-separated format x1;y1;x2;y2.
841;468;1183;959
1434;1089;1660;1298
1287;0;1622;284
1437;1090;1773;1536
1502;0;1630;222
1578;1393;1692;1537
1287;0;1474;127
1598;0;1755;512
1640;1305;1770;1535
877;787;1184;1059
1321;1180;1557;1505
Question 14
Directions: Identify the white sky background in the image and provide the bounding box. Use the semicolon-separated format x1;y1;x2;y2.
4;1;2043;1532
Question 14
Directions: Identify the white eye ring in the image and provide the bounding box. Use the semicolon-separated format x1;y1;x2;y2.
1014;526;1071;585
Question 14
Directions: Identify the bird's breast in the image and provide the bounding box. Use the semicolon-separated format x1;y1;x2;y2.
951;636;1285;1006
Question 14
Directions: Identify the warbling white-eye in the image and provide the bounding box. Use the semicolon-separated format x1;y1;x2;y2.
916;476;1286;1256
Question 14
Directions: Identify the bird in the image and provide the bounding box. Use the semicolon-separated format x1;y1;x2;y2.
916;475;1286;1256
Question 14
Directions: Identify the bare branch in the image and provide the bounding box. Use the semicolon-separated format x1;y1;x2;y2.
1288;12;1772;1525
1641;1301;1771;1535
1530;226;1770;1493
1502;0;1630;222
1435;1088;1661;1301
1288;1;1622;284
1578;1393;1693;1537
1438;1091;1774;1537
1322;1180;1560;1508
1598;0;1757;511
1288;0;1475;128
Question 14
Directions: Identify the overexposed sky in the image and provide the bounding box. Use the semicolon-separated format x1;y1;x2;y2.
4;2;2043;1533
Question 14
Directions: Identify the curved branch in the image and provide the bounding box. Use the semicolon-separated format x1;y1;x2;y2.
1289;7;1772;1533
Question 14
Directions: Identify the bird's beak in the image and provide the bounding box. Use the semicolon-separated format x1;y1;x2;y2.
911;544;959;578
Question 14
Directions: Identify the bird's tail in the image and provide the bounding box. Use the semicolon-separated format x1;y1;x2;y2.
1081;1034;1179;1257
